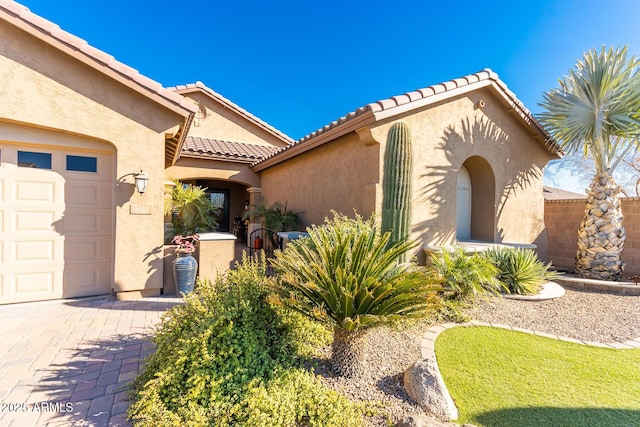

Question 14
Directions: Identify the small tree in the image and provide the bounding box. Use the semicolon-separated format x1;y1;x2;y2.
539;46;640;280
242;201;301;232
165;180;218;236
270;212;440;377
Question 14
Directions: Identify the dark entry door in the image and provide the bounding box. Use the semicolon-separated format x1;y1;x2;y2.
208;190;230;231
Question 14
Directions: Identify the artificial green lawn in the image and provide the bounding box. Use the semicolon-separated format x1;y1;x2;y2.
435;326;640;427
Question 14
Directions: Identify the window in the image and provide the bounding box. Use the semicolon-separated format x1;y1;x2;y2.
18;151;51;169
66;155;97;172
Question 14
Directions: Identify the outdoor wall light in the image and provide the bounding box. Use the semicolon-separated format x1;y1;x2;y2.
135;170;149;194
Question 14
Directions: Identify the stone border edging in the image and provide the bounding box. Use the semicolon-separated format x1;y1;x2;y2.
416;321;640;420
555;277;640;295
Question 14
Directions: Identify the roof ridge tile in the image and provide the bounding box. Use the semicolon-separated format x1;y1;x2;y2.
252;68;560;169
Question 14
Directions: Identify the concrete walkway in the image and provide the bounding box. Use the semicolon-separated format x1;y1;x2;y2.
0;296;182;426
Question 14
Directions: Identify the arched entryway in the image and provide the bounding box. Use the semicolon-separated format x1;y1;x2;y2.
456;156;496;242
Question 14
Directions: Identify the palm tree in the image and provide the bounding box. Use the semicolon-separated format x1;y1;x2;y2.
165;180;218;236
539;46;640;280
269;213;439;377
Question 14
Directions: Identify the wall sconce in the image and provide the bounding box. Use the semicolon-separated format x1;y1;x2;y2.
135;170;149;194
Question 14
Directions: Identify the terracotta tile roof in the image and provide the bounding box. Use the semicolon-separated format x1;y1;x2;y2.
0;0;197;117
169;82;294;146
181;136;279;163
252;69;562;171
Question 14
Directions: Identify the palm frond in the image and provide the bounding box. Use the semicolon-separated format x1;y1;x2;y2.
538;46;640;174
270;212;441;333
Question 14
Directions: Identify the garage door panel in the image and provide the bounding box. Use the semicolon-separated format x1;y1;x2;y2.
14;240;55;262
65;181;112;208
62;210;111;234
13;180;58;203
63;264;111;297
65;236;111;263
14;271;56;293
14;210;57;232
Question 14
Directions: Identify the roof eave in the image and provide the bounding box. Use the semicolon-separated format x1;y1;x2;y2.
180;152;260;164
251;109;377;172
171;83;294;146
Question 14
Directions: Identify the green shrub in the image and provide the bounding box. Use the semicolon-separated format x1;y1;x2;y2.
270;212;441;377
483;247;560;295
128;254;363;426
429;248;504;300
243;369;364;427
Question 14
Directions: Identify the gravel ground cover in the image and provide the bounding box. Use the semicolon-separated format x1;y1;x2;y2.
315;289;640;426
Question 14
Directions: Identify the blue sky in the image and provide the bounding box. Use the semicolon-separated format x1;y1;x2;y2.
17;0;640;192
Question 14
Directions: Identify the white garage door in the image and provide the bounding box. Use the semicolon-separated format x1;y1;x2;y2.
0;142;114;304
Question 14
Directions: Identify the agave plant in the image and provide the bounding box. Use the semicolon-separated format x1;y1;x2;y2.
429;248;504;300
483;247;560;295
269;212;440;377
538;46;640;280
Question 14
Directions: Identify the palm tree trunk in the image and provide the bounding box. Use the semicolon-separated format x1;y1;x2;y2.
331;329;368;378
575;172;626;280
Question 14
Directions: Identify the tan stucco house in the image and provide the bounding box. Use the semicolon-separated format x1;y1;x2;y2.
0;0;560;304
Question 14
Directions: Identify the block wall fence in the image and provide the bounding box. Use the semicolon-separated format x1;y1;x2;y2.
545;197;640;278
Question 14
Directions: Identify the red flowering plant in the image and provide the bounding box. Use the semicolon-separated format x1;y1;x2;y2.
172;234;199;254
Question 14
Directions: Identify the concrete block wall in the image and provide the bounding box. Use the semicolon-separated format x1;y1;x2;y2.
545;197;640;278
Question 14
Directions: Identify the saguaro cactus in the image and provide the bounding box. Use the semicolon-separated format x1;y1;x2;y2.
381;121;413;255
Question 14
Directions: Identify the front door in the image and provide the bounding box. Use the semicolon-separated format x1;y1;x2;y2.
208;190;229;232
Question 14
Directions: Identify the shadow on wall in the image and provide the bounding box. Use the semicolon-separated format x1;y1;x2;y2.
415;116;506;258
415;114;548;262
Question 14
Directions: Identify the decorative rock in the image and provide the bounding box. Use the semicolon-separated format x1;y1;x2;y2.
404;358;459;421
397;413;469;427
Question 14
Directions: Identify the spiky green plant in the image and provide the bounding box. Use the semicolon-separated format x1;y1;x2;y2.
483;247;560;295
270;212;441;377
166;180;218;236
429;248;504;300
538;46;640;280
381;121;413;260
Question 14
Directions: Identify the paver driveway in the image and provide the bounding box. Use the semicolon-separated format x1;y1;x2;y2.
0;296;182;426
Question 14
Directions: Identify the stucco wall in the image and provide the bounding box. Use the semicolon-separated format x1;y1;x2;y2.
0;19;187;297
182;92;289;148
259;88;554;263
260;131;381;228
373;89;552;261
545;197;640;277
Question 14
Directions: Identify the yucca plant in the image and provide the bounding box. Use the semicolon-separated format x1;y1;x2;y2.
269;212;440;377
429;248;504;300
483;247;560;295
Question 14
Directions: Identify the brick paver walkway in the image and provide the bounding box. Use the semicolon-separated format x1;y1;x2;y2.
0;296;182;426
